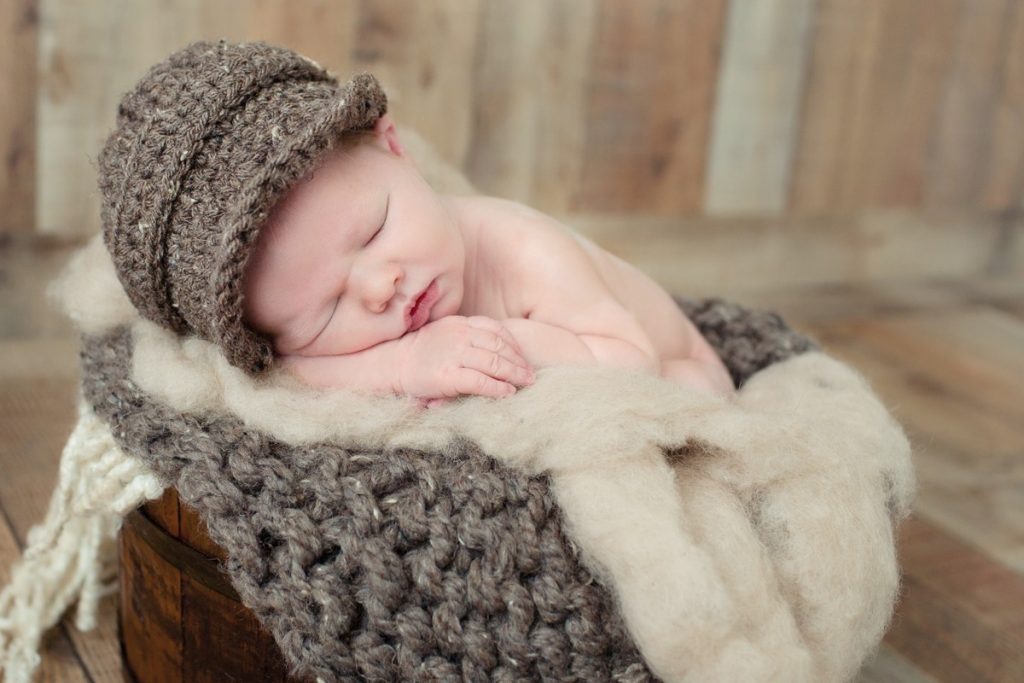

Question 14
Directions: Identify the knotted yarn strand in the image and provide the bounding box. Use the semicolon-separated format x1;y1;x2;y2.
0;397;165;683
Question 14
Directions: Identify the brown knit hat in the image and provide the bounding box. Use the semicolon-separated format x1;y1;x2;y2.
97;40;387;374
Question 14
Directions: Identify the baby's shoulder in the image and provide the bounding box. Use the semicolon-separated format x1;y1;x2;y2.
460;195;588;317
470;196;580;257
471;194;627;305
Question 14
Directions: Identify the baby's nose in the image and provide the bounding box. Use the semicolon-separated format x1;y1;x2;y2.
364;290;390;313
365;268;403;313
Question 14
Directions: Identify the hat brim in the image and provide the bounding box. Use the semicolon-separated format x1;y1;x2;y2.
210;72;388;374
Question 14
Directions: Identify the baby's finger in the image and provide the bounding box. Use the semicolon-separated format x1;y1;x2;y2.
495;326;529;364
469;327;530;366
466;316;529;364
452;367;518;398
463;347;534;386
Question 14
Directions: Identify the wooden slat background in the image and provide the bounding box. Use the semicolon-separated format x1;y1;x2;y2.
0;0;1019;287
705;0;816;214
0;0;36;235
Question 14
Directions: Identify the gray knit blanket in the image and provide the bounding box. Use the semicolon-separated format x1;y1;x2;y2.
54;236;914;682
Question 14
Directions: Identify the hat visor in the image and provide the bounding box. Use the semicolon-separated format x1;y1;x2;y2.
210;73;387;374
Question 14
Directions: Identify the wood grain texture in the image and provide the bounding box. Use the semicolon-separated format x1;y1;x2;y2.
36;0;364;237
564;209;1023;297
884;517;1024;682
176;499;226;561
528;0;596;213
577;0;726;214
958;276;1024;318
0;370;107;682
0;377;77;539
464;0;549;203
0;0;37;234
789;0;885;214
981;0;1024;210
858;644;940;683
704;0;816;215
898;516;1024;642
20;627;90;683
181;575;294;683
120;497;302;682
791;0;965;212
925;0;1016;209
144;489;181;538
465;0;598;214
120;525;184;683
886;572;1024;682
20;0;1024;246
853;0;960;208
37;0;194;236
60;598;123;683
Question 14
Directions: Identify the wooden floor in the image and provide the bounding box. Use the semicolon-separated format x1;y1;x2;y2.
1;242;1022;682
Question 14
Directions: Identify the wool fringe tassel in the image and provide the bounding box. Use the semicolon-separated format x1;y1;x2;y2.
0;397;165;683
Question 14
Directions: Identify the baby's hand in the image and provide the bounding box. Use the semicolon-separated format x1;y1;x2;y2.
397;315;535;402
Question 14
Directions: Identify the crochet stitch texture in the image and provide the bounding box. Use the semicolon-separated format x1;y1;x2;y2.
78;298;816;682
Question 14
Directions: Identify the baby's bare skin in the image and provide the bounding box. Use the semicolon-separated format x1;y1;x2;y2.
242;114;734;404
456;195;734;397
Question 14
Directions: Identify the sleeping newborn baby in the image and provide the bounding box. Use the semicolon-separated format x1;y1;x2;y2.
242;114;735;407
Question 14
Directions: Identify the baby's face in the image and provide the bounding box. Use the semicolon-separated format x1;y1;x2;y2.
242;117;467;357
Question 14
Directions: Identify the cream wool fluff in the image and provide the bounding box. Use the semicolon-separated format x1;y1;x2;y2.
2;233;918;683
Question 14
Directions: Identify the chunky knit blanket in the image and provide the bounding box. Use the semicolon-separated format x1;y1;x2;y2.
0;233;915;683
0;130;914;682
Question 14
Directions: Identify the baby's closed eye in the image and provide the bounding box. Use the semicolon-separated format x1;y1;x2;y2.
364;194;389;245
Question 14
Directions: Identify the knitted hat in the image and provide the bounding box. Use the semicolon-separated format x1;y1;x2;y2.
97;40;387;374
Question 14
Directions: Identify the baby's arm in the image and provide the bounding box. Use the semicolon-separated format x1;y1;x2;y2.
500;318;660;373
660;322;735;396
282;316;534;401
277;337;407;394
503;316;735;397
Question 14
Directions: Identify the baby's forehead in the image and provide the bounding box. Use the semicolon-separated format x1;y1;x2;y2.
252;141;399;264
261;169;364;239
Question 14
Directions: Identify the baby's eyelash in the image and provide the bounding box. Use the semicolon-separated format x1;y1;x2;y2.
366;194;390;245
314;296;340;341
367;223;384;244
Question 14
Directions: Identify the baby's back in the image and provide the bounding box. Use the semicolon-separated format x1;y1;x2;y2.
465;196;698;363
563;227;695;361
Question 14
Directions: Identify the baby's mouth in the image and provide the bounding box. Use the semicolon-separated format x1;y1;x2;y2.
406;278;438;331
410;289;427;316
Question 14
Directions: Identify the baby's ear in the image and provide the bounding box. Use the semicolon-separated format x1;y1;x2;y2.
373;114;406;158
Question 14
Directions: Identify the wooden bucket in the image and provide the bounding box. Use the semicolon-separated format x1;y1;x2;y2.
118;488;304;683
